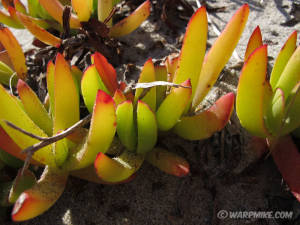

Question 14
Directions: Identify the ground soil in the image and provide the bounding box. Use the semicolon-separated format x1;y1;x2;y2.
2;0;300;224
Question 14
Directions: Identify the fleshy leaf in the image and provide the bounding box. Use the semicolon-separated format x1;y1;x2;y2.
39;0;80;28
116;101;137;151
265;88;285;136
13;0;27;14
173;6;207;99
9;169;36;204
271;136;300;202
137;100;157;154
173;92;234;140
16;12;61;47
109;0;150;37
146;148;189;177
17;79;53;136
165;54;179;82
71;0;92;22
81;64;109;112
155;65;168;108
270;31;297;89
273;40;300;100
0;126;26;162
236;45;272;138
156;79;192;131
93;52;118;95
71;65;83;92
113;89;126;106
281;82;300;135
0;61;14;86
0;27;27;80
46;61;55;117
53;53;79;134
11;167;68;222
135;59;156;111
98;0;113;26
244;26;263;62
0;148;23;168
192;4;249;108
66;90;116;170
0;8;23;28
0;84;55;166
94;150;143;183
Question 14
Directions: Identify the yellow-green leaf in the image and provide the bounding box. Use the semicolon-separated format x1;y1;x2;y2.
236;45;272;137
192;4;249;108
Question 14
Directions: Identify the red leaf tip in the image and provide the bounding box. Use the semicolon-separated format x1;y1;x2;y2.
96;90;114;105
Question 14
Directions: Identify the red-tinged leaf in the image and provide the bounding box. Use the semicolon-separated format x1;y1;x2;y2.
271;32;298;93
0;85;55;166
16;12;61;47
71;0;92;22
39;0;80;28
116;101;137;151
135;59;156;111
46;61;55;117
9;169;36;204
7;6;24;26
93;52;118;94
236;45;272;138
0;126;27;162
113;89;126;106
81;64;109;112
53;53;79;134
98;0;113;26
173;92;234;140
17;79;53;136
109;0;150;37
155;65;168;108
244;26;263;62
0;27;27;80
156;79;192;131
173;6;207;99
0;8;23;28
137;100;157;154
165;54;179;82
13;0;27;14
71;164;135;184
146;148;189;177
94;151;143;183
271;136;300;202
11;167;68;222
192;4;249;108
65;90;116;170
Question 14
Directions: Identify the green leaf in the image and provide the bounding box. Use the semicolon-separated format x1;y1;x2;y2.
81;65;109;113
174;92;234;140
116;101;137;151
136;100;157;154
236;45;272;138
156;79;192;131
270;32;297;90
94;150;143;183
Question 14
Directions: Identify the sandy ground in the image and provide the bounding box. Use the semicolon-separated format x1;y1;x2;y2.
2;0;300;224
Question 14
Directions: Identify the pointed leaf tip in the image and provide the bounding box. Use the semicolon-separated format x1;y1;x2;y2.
244;26;263;62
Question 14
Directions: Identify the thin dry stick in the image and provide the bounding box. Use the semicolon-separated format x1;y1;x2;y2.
5;114;92;173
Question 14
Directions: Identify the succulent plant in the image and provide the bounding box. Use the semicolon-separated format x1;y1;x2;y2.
0;3;249;222
236;26;300;202
0;0;151;42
